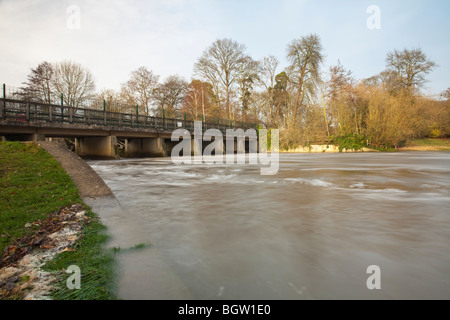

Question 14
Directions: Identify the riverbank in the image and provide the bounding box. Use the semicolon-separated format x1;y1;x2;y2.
398;138;450;151
279;145;379;153
279;139;450;153
0;142;116;300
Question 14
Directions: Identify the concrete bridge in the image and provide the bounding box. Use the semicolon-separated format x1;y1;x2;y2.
0;98;258;159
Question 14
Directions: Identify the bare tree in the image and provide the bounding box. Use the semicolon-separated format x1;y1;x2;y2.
52;61;96;108
326;61;359;135
286;34;324;128
386;48;437;91
20;61;55;103
237;56;261;122
153;75;188;118
441;87;450;101
93;89;129;113
122;67;159;115
260;56;279;91
255;56;280;128
182;80;214;121
327;61;353;101
194;38;249;120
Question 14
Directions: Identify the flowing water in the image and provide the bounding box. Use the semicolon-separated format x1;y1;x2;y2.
88;152;450;300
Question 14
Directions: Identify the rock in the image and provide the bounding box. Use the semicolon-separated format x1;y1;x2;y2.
76;211;86;218
33;238;44;246
0;268;19;283
5;282;15;291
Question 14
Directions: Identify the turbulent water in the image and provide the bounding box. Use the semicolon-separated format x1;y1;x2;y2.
88;152;450;300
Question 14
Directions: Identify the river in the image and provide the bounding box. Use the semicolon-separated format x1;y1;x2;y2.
88;152;450;300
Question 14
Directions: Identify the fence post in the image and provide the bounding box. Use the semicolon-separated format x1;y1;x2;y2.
136;105;139;128
60;93;64;122
1;83;5;118
103;100;107;125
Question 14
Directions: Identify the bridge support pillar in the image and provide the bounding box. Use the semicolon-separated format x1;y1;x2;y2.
143;138;166;157
75;136;118;159
237;138;245;154
191;138;203;157
124;137;166;158
124;139;143;158
203;138;224;156
31;133;46;142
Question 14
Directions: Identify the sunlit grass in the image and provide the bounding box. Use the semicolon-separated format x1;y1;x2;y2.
0;142;116;300
406;138;450;147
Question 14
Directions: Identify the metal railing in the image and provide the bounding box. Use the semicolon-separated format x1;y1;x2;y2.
0;97;257;133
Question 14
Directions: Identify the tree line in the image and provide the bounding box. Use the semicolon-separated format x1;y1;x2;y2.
17;34;450;149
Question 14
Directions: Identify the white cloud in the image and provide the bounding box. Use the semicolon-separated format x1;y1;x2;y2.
0;0;220;90
0;0;447;95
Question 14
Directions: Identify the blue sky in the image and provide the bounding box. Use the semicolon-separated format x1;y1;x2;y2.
0;0;449;96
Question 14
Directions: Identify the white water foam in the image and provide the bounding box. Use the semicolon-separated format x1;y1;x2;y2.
285;178;333;187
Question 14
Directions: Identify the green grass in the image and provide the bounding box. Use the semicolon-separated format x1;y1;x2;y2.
0;142;79;252
112;242;152;253
43;215;117;300
406;138;450;148
0;142;116;300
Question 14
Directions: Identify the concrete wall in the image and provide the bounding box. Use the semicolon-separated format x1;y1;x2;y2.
283;145;340;153
281;145;378;153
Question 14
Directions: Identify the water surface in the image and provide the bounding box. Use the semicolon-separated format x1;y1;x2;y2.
88;152;450;299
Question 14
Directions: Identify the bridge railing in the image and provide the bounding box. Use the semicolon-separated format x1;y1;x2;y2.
0;98;257;133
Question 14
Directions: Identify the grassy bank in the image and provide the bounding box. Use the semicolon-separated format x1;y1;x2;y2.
401;138;450;151
0;142;116;300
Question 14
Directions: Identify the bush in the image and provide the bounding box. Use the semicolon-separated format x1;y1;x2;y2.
332;134;367;152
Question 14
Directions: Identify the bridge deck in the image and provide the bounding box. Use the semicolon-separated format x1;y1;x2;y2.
0;98;256;138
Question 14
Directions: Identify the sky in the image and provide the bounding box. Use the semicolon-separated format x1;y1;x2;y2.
0;0;449;97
